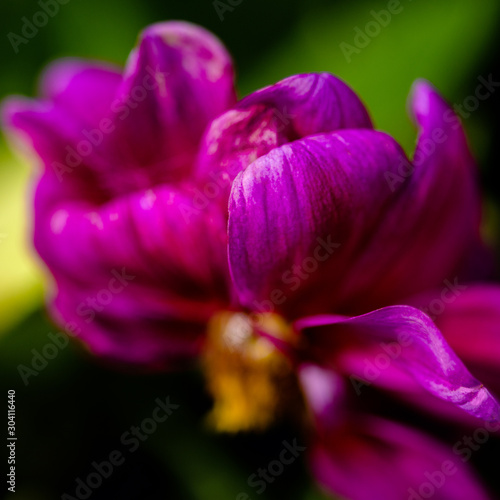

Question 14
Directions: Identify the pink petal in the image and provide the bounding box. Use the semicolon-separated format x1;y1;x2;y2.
238;72;372;135
34;173;230;367
2;61;121;177
99;21;236;194
310;416;492;500
336;80;483;311
227;129;410;318
296;306;500;422
39;58;122;128
195;73;371;208
3;22;236;197
411;285;500;396
299;364;345;429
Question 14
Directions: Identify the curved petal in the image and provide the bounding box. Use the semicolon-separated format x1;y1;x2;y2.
411;285;500;396
3;22;236;197
98;21;236;194
238;72;372;134
228;129;410;317
330;343;494;428
195;73;372;208
310;416;492;500
51;278;207;368
327;285;500;427
403;79;482;283
299;363;345;430
3;59;121;140
2;61;122;185
296;306;500;422
2;103;110;192
334;80;483;311
39;58;123;128
228;81;484;318
34;173;230;367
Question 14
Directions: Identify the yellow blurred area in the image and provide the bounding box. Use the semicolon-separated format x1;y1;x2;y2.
0;146;43;334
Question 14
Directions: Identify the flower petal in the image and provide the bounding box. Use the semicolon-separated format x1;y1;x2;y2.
411;285;500;395
239;72;372;135
3;22;236;197
195;73;372;207
310;415;492;500
34;172;230;367
339;80;483;309
2;60;121;174
228;82;484;318
227;129;409;317
404;79;482;282
2;107;105;186
51;279;207;368
99;21;236;194
299;363;345;430
296;306;500;422
39;58;122;128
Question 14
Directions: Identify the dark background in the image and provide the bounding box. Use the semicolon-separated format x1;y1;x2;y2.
1;0;500;499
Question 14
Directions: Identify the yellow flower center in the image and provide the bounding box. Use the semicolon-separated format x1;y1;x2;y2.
202;311;302;433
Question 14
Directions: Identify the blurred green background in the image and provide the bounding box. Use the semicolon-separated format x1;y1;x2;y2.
1;0;500;498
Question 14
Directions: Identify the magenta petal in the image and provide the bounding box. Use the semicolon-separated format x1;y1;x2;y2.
51;279;208;368
3;22;236;197
228;129;408;318
296;306;500;422
238;72;372;135
347;80;482;308
413;285;500;366
311;416;492;500
99;21;236;194
298;364;345;429
411;285;500;396
34;172;230;366
195;73;372;205
35;175;230;296
404;79;482;282
2;102;106;182
195;104;290;204
2;60;121;168
39;58;122;127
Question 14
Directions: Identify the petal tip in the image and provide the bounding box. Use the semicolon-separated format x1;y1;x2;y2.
408;79;436;121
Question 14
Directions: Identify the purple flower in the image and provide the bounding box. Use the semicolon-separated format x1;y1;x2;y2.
4;21;500;500
296;306;500;500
